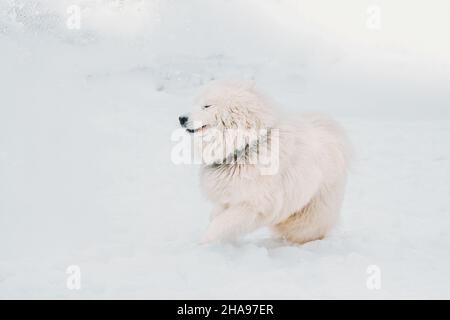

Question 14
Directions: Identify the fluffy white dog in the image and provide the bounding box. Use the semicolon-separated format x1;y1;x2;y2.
179;81;351;244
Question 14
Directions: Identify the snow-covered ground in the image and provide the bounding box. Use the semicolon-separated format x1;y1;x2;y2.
1;0;450;299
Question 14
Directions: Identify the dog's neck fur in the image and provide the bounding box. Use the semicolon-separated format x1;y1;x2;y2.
204;129;272;171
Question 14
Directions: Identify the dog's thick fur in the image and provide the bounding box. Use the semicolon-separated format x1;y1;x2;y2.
181;81;351;244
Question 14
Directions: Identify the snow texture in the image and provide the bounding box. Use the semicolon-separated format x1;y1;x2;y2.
1;0;449;299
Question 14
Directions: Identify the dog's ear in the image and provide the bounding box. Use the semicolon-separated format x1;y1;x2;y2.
245;79;256;88
217;79;255;91
238;79;256;91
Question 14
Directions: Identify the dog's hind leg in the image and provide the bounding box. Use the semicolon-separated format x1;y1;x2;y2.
272;182;345;244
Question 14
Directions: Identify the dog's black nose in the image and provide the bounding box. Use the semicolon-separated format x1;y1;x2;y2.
179;116;188;126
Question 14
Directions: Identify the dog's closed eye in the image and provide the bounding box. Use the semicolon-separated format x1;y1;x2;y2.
203;105;212;109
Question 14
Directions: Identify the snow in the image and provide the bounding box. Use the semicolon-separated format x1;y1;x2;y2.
1;0;450;299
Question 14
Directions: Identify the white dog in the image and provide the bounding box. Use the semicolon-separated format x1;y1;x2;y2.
179;81;351;244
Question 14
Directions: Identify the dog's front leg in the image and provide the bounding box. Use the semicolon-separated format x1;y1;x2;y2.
209;205;224;221
201;205;266;244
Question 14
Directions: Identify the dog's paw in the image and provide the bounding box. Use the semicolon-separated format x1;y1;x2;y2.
199;226;229;245
199;232;216;245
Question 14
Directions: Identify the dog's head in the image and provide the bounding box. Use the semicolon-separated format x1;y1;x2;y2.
179;80;275;133
179;80;276;165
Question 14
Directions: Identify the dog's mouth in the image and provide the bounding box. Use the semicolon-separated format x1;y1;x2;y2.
186;125;209;134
